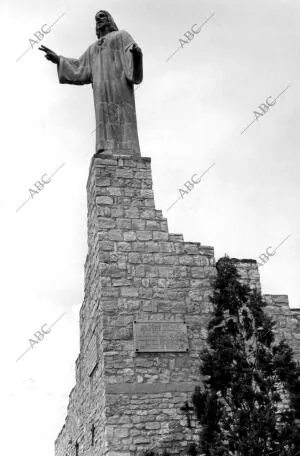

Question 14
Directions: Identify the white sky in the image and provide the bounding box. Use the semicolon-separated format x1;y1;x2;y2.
0;0;299;455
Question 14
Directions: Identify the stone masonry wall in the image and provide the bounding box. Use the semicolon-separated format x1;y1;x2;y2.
55;154;300;456
264;295;300;363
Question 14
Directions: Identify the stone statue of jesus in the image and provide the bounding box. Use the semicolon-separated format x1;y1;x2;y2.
39;10;143;156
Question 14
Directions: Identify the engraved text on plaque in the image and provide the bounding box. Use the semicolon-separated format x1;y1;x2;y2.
133;320;189;352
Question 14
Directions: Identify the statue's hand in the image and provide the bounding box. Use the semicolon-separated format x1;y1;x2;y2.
130;44;142;57
39;45;59;64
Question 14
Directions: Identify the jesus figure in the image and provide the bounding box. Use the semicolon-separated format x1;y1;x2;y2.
39;10;143;156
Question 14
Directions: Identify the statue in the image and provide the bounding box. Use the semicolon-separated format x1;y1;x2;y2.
39;10;143;156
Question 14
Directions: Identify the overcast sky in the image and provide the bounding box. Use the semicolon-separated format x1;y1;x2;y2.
1;0;300;455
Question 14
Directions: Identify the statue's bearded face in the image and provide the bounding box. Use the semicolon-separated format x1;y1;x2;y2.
95;11;117;38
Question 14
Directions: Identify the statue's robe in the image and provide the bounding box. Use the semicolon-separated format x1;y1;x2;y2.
57;30;143;156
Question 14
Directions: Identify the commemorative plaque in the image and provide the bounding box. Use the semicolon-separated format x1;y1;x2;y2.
133;320;189;352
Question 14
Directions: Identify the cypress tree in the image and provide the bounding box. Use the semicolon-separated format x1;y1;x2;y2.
193;256;300;456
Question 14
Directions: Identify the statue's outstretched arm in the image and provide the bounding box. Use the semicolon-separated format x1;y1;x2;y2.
40;44;92;86
39;45;59;65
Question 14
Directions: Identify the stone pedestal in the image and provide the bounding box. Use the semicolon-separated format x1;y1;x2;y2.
55;154;300;456
55;154;216;456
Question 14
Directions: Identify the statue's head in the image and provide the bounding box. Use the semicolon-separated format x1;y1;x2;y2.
95;10;118;38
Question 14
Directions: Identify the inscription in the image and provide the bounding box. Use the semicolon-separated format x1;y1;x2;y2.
133;321;188;352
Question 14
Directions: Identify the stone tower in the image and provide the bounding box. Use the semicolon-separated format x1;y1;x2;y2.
55;153;300;456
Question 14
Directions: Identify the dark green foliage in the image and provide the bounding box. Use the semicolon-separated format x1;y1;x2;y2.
193;256;300;456
187;443;198;456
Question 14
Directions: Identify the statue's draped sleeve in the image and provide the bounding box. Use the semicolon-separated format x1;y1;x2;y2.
120;31;143;85
57;48;92;85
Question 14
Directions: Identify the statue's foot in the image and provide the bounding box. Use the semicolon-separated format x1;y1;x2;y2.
94;149;136;157
94;149;113;157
